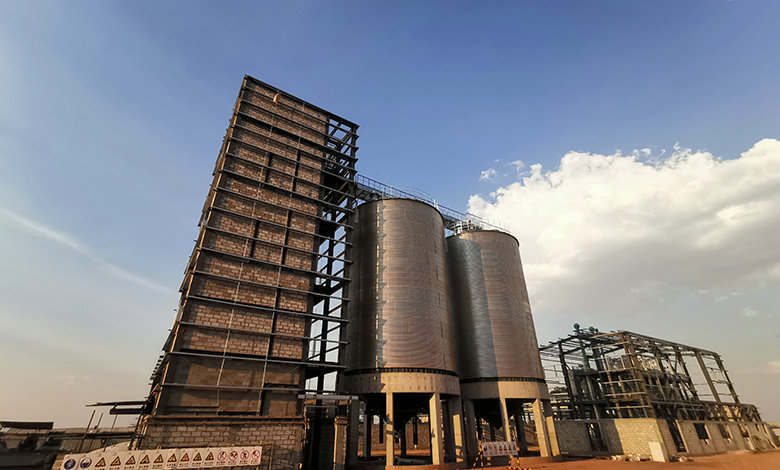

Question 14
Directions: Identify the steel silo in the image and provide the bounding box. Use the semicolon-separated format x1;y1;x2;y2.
446;230;544;380
345;198;456;373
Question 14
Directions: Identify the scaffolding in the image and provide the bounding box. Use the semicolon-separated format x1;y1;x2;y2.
539;328;763;424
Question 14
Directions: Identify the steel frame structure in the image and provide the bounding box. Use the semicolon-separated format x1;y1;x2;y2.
539;329;763;424
145;75;358;423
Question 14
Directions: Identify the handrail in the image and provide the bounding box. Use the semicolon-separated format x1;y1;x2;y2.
355;174;511;234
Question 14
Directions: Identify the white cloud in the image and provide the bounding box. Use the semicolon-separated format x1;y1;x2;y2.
479;168;498;181
740;307;759;318
0;207;169;294
468;139;780;315
511;160;525;170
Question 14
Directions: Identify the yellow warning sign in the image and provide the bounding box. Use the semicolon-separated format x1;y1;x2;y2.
126;456;136;465
110;457;121;466
96;458;106;468
140;455;150;465
167;455;176;463
193;453;201;462
180;454;189;462
153;455;163;464
205;452;214;461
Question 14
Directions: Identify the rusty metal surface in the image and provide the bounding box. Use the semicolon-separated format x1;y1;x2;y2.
447;230;545;380
345;199;456;372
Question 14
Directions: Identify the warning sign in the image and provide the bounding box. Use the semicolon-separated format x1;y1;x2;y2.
249;449;262;466
201;450;216;468
481;441;518;457
163;451;177;470
60;446;262;470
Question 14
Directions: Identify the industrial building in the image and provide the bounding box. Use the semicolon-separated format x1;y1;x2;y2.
540;327;777;459
135;75;359;469
52;75;771;470
123;75;556;469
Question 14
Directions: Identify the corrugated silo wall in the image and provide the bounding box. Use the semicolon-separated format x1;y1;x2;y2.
345;198;456;374
446;230;544;381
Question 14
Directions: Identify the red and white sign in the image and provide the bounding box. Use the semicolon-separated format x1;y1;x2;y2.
61;445;262;470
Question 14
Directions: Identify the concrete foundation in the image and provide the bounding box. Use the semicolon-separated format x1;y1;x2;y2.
341;372;464;469
459;380;555;464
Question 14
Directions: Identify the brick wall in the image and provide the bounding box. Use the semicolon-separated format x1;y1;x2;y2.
551;418;774;458
139;419;303;470
551;421;590;454
676;420;775;455
139;75;357;458
551;419;664;457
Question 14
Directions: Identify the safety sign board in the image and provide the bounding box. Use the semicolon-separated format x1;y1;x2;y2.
481;441;518;457
60;446;263;470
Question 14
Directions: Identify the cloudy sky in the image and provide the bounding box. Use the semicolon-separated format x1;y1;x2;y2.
470;140;780;420
1;1;778;426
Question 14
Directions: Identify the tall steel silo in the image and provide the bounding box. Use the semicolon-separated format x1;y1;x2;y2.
447;230;554;459
346;198;456;372
341;199;462;468
447;230;543;380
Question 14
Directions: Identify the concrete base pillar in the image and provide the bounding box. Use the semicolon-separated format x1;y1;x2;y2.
429;392;444;466
448;396;465;462
347;400;360;465
514;409;527;454
532;399;553;457
463;399;478;460
334;416;348;470
499;397;512;442
546;416;560;456
363;412;371;459
385;392;394;466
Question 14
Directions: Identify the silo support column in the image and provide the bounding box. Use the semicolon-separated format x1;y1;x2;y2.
385;393;394;466
532;399;553;457
363;413;372;458
429;392;445;465
463;399;478;460
348;399;360;465
448;396;465;461
513;409;528;454
499;397;512;442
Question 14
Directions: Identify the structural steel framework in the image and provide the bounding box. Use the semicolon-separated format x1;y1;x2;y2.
539;329;763;424
144;75;358;425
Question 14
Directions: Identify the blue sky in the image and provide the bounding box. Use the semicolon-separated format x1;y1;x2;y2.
1;1;779;426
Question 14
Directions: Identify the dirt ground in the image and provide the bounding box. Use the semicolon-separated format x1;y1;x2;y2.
498;449;780;470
